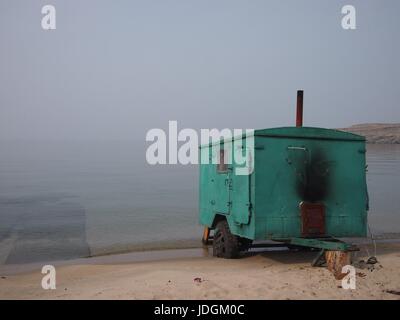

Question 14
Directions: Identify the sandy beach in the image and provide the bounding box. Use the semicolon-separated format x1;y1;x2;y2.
1;242;400;300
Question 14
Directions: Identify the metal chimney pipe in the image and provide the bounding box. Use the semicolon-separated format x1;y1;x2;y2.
296;90;304;127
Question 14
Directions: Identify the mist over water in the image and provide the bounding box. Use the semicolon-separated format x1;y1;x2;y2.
0;140;399;265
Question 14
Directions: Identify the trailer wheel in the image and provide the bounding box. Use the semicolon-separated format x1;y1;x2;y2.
213;220;241;259
238;237;253;252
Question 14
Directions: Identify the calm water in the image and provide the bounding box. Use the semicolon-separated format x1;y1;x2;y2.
0;141;399;265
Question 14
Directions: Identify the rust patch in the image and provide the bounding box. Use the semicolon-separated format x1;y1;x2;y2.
202;227;210;245
300;202;325;237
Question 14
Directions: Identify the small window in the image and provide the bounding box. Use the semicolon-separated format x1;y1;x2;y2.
217;149;228;173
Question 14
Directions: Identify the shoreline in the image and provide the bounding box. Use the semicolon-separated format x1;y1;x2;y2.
2;237;400;276
87;238;203;258
0;247;208;277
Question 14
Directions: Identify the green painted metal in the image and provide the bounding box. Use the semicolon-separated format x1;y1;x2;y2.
199;126;368;243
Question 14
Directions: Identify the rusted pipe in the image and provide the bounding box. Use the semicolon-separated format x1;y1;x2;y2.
296;90;304;127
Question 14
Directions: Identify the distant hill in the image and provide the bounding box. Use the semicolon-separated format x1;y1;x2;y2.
339;123;400;144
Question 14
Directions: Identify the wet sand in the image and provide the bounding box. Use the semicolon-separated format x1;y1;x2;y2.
1;241;400;300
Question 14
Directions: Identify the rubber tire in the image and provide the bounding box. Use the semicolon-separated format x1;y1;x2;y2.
213;220;241;259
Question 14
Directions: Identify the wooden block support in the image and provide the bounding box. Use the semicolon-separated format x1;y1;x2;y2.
325;250;352;280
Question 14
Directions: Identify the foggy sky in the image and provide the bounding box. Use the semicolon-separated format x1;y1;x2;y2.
0;0;399;141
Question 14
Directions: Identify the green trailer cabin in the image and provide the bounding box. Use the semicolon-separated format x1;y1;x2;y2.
199;92;369;259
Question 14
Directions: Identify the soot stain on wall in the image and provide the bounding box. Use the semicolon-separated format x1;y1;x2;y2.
295;148;330;202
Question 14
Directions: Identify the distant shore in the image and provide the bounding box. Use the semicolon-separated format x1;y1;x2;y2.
1;241;400;299
340;123;400;144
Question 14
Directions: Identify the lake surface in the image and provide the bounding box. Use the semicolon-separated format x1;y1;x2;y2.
0;141;399;265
